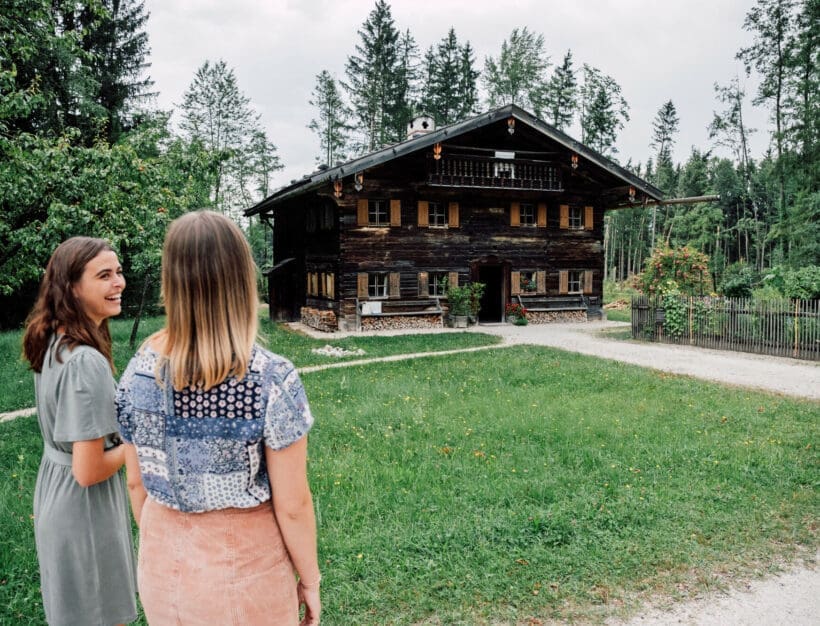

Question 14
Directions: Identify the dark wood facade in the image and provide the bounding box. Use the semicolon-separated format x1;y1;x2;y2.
247;105;663;331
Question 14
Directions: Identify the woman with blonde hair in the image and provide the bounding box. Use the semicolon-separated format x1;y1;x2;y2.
116;210;321;625
22;236;137;626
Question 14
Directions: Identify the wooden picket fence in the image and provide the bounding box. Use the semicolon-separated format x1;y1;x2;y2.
631;295;820;361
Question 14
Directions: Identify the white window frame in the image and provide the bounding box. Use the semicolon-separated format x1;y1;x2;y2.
368;200;389;226
428;271;448;296
368;273;389;298
520;203;536;226
569;206;583;229
519;270;537;292
567;270;582;294
428;202;447;227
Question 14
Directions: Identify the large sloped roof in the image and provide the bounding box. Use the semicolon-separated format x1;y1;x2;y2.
245;104;663;217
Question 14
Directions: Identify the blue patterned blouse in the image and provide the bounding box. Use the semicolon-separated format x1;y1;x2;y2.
116;344;313;513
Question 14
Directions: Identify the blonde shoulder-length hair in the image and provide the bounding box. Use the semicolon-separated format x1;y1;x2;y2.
154;210;259;391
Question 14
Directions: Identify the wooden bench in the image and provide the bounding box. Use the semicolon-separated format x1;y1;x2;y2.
516;294;587;312
356;298;444;330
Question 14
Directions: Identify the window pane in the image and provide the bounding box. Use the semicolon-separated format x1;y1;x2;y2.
369;200;388;225
569;207;582;229
429;202;447;227
429;272;447;296
369;273;388;297
520;203;535;225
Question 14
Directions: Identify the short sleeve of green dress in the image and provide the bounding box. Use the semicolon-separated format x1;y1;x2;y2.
33;340;138;626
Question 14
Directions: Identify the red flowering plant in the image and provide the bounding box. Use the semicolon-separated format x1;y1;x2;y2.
505;302;528;324
632;246;714;296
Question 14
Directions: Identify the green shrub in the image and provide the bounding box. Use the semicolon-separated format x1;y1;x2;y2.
718;262;757;298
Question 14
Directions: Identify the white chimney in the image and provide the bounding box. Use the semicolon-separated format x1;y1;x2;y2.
407;114;435;140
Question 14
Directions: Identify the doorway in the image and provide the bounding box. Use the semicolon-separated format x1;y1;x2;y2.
477;265;504;322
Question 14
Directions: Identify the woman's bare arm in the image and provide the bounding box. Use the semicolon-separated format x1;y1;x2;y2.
266;437;321;625
71;438;125;487
123;443;147;527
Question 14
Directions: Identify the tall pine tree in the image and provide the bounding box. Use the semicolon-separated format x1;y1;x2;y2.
544;49;577;130
579;64;629;156
343;1;409;151
419;28;479;125
308;70;352;166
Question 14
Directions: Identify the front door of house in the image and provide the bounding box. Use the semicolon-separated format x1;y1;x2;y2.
477;265;504;322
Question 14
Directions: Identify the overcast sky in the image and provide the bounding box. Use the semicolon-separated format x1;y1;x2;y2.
143;0;768;190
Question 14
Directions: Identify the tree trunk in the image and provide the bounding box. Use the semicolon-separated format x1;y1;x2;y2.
129;272;153;350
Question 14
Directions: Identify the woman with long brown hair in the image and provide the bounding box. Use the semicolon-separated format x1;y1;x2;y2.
116;210;321;625
22;237;138;626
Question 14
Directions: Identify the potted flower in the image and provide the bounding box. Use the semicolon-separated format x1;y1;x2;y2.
505;302;528;325
444;283;472;328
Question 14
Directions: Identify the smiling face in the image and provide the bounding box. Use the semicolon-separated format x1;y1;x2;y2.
72;250;126;327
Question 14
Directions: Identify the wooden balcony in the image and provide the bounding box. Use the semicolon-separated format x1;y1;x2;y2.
426;154;563;191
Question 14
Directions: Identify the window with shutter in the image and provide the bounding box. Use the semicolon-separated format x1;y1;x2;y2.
390;199;401;226
357;199;368;226
583;270;593;294
537;203;547;227
448;202;459;228
559;270;568;294
448;272;459;289
418;272;429;296
357;273;368;298
536;270;546;293
559;205;569;229
511;271;521;295
417;200;429;227
584;206;594;230
389;272;400;297
510;202;521;226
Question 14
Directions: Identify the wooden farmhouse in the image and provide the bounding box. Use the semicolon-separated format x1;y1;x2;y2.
245;104;663;332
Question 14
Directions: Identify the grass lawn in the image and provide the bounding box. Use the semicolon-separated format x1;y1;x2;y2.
0;316;501;413
1;345;817;624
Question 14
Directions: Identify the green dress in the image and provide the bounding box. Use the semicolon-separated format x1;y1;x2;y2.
33;337;137;626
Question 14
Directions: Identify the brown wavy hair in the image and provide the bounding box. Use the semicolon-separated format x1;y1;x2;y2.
22;237;117;373
152;210;258;391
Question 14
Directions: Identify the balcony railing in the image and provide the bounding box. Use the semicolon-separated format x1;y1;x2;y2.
427;155;563;191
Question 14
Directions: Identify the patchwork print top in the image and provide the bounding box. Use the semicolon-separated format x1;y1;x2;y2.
116;344;313;513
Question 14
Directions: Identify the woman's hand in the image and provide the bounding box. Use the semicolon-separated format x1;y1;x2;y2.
297;581;320;626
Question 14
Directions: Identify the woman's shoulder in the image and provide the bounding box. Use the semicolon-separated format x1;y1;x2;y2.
250;344;296;380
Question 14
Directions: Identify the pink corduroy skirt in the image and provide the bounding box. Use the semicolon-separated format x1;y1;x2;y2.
138;497;299;625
